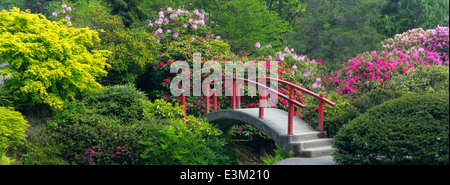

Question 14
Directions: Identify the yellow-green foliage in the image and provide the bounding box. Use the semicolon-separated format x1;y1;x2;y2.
0;106;29;150
0;8;111;110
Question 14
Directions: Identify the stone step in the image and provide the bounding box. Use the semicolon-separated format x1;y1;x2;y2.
291;138;334;150
296;146;336;158
290;131;323;142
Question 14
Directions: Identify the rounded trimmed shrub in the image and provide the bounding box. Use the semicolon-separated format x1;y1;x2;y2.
333;93;449;165
79;85;149;125
325;89;405;136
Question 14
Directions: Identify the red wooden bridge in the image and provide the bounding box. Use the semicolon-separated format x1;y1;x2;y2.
178;77;337;157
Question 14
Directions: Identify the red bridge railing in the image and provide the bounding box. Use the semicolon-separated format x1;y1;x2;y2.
178;77;336;135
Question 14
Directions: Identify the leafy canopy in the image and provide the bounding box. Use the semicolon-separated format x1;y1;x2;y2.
209;0;291;53
0;8;110;110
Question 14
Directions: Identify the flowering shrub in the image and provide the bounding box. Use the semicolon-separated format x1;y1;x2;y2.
381;25;449;63
80;145;134;165
50;2;73;25
144;6;335;133
48;112;152;165
322;26;449;96
146;7;218;45
229;123;270;141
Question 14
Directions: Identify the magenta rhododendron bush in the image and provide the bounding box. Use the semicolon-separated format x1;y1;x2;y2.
322;25;449;96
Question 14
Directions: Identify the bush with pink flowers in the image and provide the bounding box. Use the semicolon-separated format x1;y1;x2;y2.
322;25;449;97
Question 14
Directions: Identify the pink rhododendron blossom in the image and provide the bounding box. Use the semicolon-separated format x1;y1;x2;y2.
155;28;162;35
284;47;290;53
255;42;260;48
371;50;377;55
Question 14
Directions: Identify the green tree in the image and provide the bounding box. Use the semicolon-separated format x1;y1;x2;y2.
106;0;147;27
287;0;385;69
263;0;306;25
378;0;449;37
84;5;159;85
0;0;25;11
0;8;110;110
23;0;52;14
209;0;291;53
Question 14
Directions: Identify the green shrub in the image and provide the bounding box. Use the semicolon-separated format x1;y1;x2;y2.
139;117;233;165
143;98;184;121
48;115;152;165
139;99;234;165
0;106;29;150
351;89;405;113
48;98;233;165
47;85;150;164
0;149;14;165
325;89;405;136
19;143;68;165
385;65;449;94
261;144;293;165
18;121;68;165
333;93;449;165
79;85;149;125
0;8;110;110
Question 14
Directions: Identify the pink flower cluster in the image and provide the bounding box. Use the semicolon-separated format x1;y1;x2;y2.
82;146;131;164
52;3;72;24
382;25;449;64
147;7;219;43
324;26;449;95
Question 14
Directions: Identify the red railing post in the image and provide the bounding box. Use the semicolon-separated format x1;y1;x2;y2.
180;94;186;120
236;81;241;109
231;78;236;109
318;94;324;132
259;78;266;119
212;90;217;111
205;88;210;114
287;86;294;135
